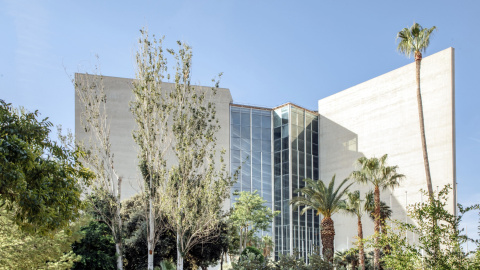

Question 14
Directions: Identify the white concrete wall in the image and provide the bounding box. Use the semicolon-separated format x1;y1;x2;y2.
317;48;456;251
75;74;233;200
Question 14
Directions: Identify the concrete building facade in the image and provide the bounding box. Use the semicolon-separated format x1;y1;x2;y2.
75;47;456;259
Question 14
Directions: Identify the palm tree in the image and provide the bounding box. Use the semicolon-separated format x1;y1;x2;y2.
350;154;404;270
344;191;367;270
290;176;352;264
396;22;436;200
365;191;392;235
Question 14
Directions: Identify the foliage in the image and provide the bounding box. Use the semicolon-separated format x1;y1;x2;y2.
231;252;271;270
396;22;437;200
290;176;351;263
0;208;83;270
350;154;404;269
241;246;265;263
75;69;125;269
376;185;479;270
396;22;436;59
230;191;278;252
71;219;117;270
131;29;173;270
0;99;92;234
343;191;367;270
122;194;176;270
158;260;176;270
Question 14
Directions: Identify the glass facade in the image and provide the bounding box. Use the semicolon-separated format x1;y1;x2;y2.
272;105;321;260
230;106;273;236
230;104;320;260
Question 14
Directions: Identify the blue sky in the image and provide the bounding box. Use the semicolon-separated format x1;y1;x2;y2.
1;0;479;243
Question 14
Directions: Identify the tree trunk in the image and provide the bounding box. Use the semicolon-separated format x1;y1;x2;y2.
115;177;123;270
415;53;434;200
321;216;335;264
147;179;155;270
177;245;184;270
358;217;365;270
374;185;380;270
115;242;123;270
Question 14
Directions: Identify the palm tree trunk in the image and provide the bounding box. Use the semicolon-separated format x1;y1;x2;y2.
358;217;365;270
321;216;335;264
374;185;380;270
415;54;434;200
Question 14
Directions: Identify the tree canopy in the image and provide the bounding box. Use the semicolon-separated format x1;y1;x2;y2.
0;99;92;234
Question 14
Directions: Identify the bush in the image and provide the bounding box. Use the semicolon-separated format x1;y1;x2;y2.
241;246;265;263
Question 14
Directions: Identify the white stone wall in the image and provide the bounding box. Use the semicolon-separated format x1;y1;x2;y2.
75;74;233;200
317;48;456;251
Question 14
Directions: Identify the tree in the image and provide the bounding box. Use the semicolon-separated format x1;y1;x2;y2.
343;191;367;270
396;22;436;200
131;29;173;270
350;154;404;270
71;219;117;270
159;39;233;270
75;71;125;270
365;191;392;235
290;176;352;264
0;208;83;269
230;191;278;253
0;99;92;235
378;185;477;270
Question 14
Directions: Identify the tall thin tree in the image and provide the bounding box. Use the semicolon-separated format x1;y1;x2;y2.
350;154;404;270
131;29;172;270
290;176;352;265
396;22;436;200
343;190;367;270
75;71;124;270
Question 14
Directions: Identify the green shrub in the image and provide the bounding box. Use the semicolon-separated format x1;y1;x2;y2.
241;246;265;263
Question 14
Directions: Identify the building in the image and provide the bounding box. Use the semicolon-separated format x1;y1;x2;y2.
75;47;456;259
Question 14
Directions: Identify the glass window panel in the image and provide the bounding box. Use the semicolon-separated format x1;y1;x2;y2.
241;112;250;126
231;138;241;150
252;139;261;150
262;128;271;141
253;151;261;164
252;113;262;127
274;139;281;152
291;138;297;151
282;149;289;162
273;112;282;128
312;132;318;144
241;138;250;152
282;137;289;149
281;125;288;138
241;126;250;138
298;139;304;152
231;162;240;175
313;168;319;180
232;124;240;138
312;119;318;133
262;140;271;152
282;162;289;175
252;127;261;139
274;164;281;176
282;110;288;125
253;183;261;193
262;169;271;180
232;111;240;125
312;143;318;156
262;115;271;128
306;168;312;179
231;150;241;163
262;152;271;166
274;127;281;140
274;152;281;164
306;131;311;145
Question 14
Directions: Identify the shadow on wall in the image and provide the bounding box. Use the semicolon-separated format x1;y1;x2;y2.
319;115;415;251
